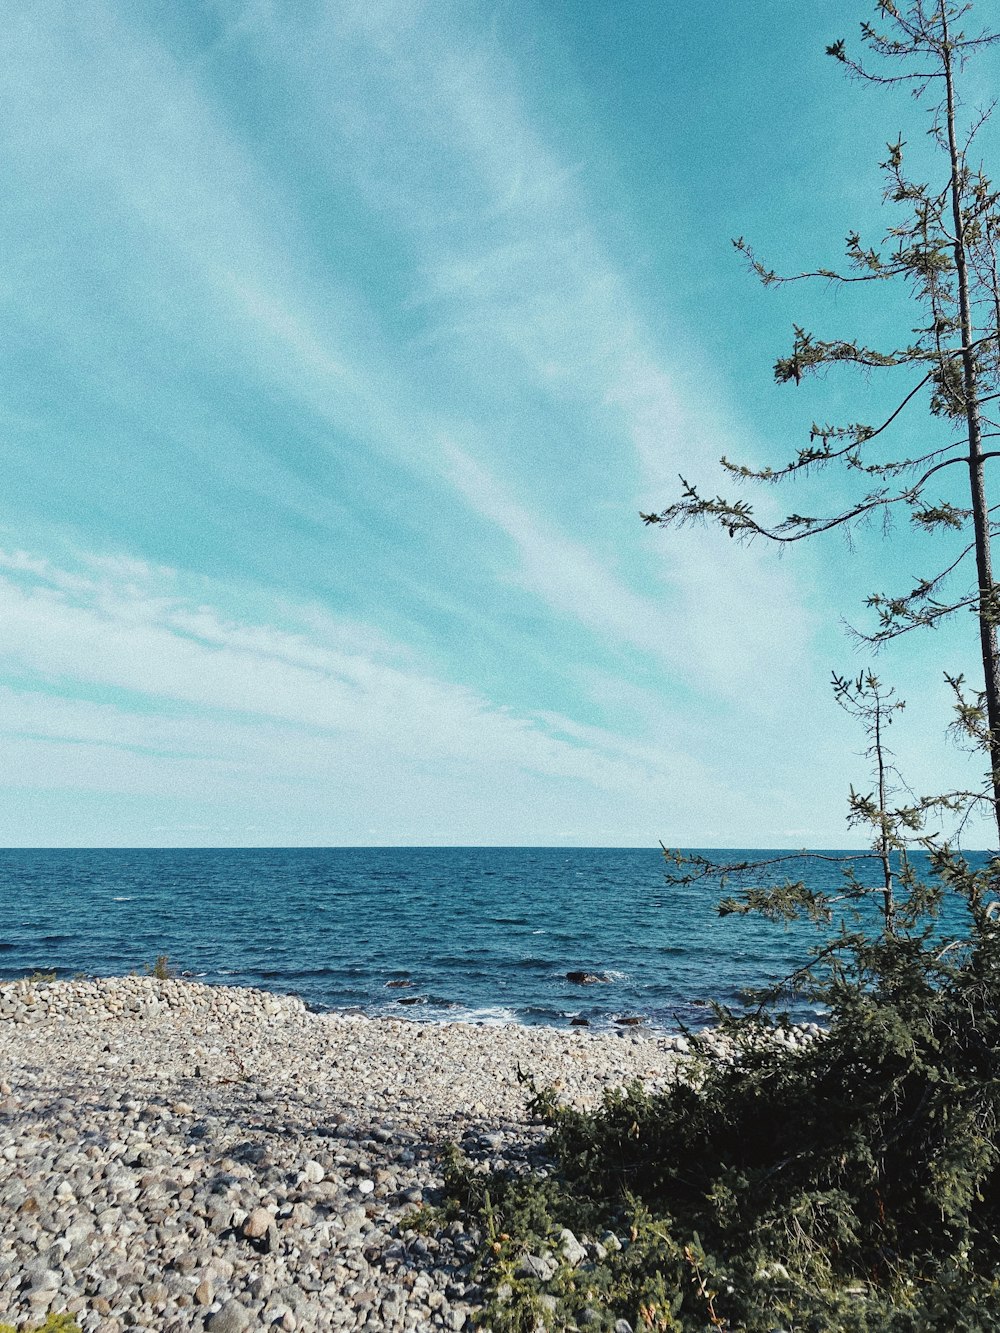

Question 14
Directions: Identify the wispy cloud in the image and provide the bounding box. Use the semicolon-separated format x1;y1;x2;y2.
230;0;818;691
0;2;868;845
1;0;815;701
442;441;816;703
0;549;738;842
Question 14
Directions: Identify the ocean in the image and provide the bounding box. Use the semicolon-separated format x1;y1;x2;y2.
0;846;985;1030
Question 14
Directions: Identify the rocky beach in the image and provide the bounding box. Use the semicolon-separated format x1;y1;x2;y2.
0;975;709;1332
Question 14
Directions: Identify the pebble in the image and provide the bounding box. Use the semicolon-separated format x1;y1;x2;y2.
208;1299;250;1332
514;1253;558;1282
559;1227;588;1267
242;1207;273;1239
0;974;814;1330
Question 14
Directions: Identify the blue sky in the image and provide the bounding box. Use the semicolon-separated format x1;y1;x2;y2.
2;0;998;847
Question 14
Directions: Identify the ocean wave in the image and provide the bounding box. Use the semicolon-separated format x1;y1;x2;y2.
431;1003;521;1026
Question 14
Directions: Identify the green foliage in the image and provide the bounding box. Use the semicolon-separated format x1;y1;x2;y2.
447;856;1000;1329
642;0;1000;840
0;1316;82;1333
23;971;56;984
144;954;174;980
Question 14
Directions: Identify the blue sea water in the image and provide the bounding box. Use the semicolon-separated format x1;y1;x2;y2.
0;847;986;1030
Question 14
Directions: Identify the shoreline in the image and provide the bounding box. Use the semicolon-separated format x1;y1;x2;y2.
0;974;693;1332
0;966;717;1042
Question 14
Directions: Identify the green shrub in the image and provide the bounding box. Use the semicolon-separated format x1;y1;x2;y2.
448;854;1000;1330
144;954;174;981
0;1316;82;1333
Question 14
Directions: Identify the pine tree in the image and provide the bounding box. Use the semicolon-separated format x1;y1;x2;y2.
642;0;1000;840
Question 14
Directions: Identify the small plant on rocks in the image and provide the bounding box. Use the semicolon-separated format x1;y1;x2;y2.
0;1316;81;1333
144;953;175;981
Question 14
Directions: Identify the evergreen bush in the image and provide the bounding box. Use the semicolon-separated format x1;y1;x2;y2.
0;1316;82;1333
448;855;1000;1330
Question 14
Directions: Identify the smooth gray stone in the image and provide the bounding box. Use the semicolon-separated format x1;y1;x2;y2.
513;1253;556;1281
558;1227;587;1267
27;1266;61;1292
207;1298;251;1333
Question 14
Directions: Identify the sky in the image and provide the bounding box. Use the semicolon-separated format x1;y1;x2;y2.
2;0;999;848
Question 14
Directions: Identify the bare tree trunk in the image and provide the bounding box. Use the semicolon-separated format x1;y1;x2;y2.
874;696;895;932
941;2;1000;844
